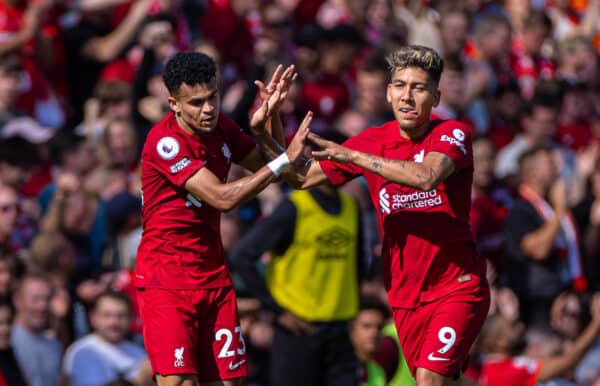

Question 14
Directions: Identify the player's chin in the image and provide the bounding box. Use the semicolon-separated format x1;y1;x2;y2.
194;121;218;133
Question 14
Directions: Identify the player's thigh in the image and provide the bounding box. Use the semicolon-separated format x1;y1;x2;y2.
270;324;322;386
196;287;248;384
416;295;490;378
138;288;200;376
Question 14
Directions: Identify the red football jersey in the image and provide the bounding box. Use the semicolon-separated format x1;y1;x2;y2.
480;356;541;386
136;112;256;289
320;119;487;308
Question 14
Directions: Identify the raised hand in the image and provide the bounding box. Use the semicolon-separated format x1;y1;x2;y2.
255;64;298;114
308;132;355;163
285;111;312;164
249;88;281;133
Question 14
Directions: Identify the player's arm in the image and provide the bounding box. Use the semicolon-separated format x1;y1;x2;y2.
185;119;309;212
308;133;455;191
537;294;600;382
243;65;297;171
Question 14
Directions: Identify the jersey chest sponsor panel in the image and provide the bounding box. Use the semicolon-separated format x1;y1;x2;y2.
320;120;486;308
136;113;256;289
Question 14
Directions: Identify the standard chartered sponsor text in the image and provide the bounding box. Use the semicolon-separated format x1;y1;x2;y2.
392;189;442;210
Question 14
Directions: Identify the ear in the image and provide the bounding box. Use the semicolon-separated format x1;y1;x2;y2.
433;89;441;107
386;83;392;104
167;96;180;115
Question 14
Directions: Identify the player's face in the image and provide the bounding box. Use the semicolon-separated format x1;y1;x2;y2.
169;78;220;134
91;298;131;344
387;67;440;135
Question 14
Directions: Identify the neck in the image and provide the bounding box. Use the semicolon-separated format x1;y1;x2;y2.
175;114;197;136
14;317;42;335
399;121;430;140
355;348;370;365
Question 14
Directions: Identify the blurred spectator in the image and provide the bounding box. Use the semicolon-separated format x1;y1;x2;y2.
63;291;152;386
556;35;598;85
504;146;585;327
485;81;523;150
354;52;393;125
11;274;62;386
0;185;19;252
87;118;139;201
79;80;133;142
468;14;512;101
335;109;369;138
231;173;362;385
495;95;560;182
374;323;414;386
479;294;600;386
103;192;142;270
197;0;256;76
510;10;554;100
299;24;360;130
470;137;513;274
556;81;594;152
432;54;470;122
0;299;27;386
351;297;389;386
29;232;75;344
40;171;108;278
573;155;600;292
439;6;469;57
292;23;324;82
0;250;18;302
64;0;156;123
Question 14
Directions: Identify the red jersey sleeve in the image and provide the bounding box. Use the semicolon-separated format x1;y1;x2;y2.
219;114;257;163
427;121;473;171
319;128;380;186
146;135;205;188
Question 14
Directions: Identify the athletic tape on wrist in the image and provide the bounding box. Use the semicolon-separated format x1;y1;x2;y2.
267;153;290;176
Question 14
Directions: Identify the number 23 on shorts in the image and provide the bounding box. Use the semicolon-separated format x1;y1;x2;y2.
215;326;247;372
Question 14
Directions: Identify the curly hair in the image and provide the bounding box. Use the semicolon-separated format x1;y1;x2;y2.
386;45;444;85
162;52;217;96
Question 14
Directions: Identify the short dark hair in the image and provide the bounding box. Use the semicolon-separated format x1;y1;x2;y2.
386;45;444;85
0;137;41;167
358;296;390;319
162;52;217;96
523;10;552;31
93;291;132;313
518;144;551;171
48;129;86;166
443;54;465;73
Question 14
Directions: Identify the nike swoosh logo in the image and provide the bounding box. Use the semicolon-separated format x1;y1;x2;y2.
228;359;246;371
428;353;450;362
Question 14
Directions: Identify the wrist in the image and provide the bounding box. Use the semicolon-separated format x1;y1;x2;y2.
267;153;290;176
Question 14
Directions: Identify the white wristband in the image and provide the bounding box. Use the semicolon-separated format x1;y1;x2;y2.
267;153;290;176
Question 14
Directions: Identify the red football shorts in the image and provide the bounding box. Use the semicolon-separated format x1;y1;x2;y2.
392;287;490;378
137;286;248;382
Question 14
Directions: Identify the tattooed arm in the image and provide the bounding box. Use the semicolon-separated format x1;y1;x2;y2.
308;133;456;191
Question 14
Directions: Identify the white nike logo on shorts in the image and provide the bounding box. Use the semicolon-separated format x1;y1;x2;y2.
228;359;246;371
428;353;450;362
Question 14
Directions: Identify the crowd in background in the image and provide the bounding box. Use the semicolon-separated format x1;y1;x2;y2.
1;0;600;385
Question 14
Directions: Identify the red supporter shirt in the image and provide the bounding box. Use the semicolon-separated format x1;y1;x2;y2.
136;112;256;289
480;356;541;386
320;119;487;308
